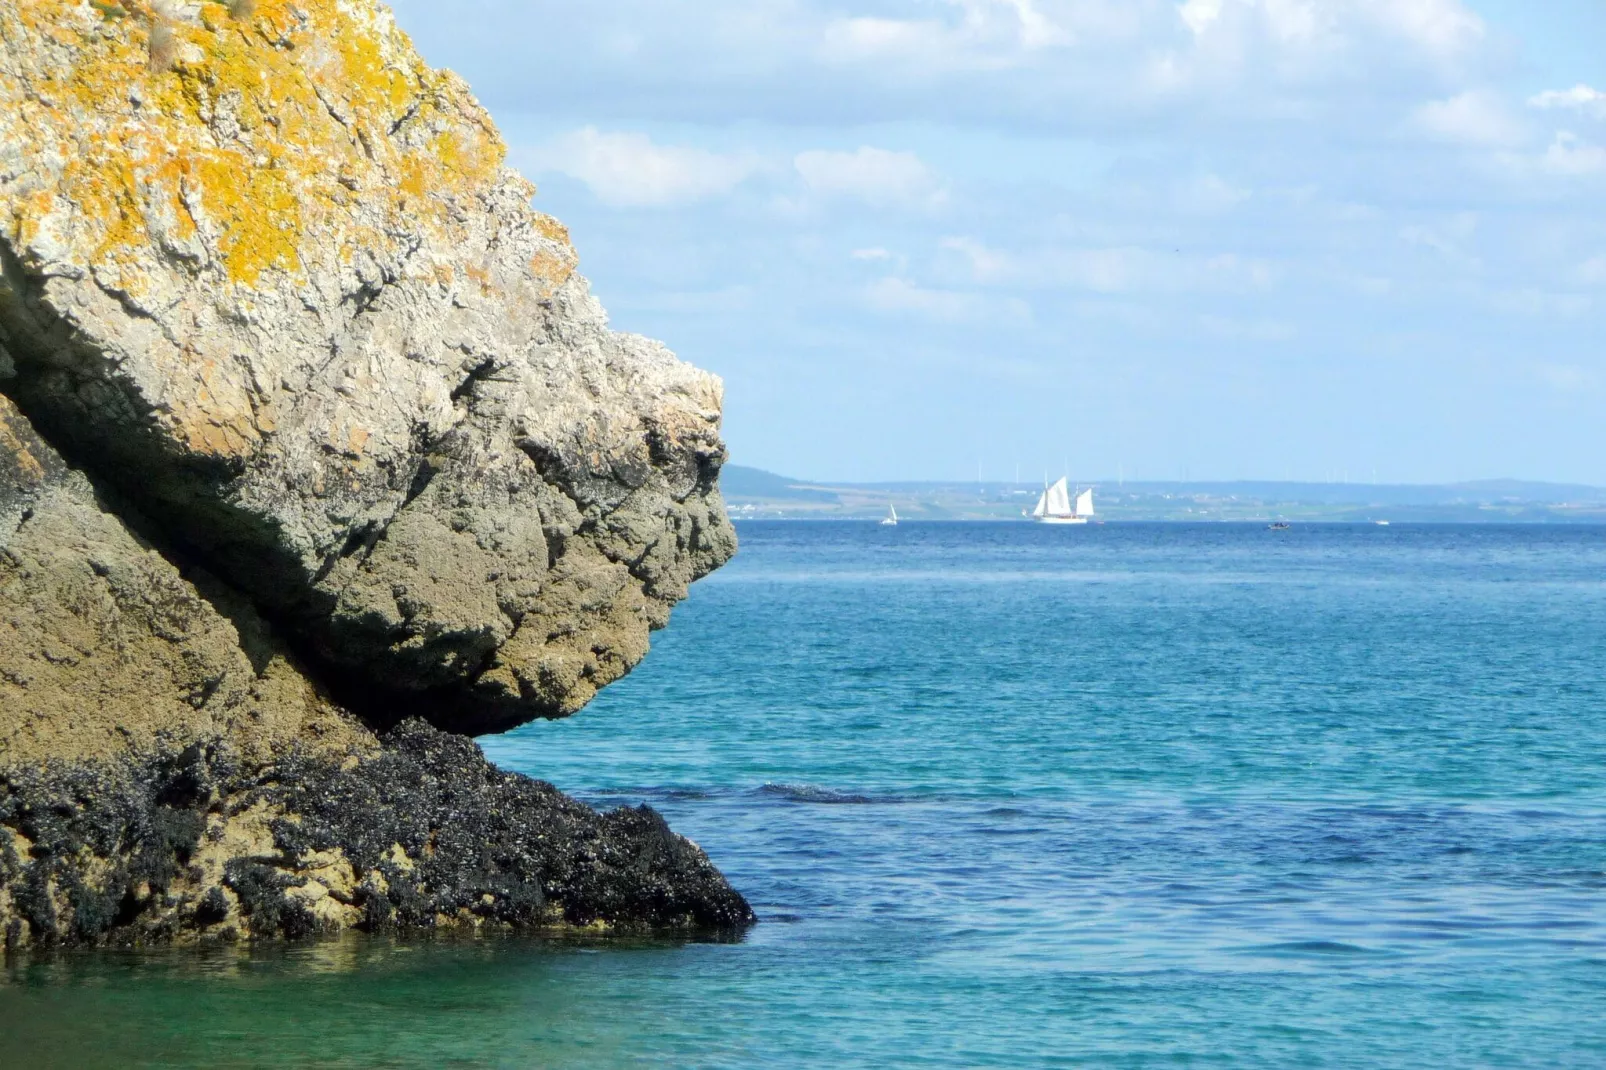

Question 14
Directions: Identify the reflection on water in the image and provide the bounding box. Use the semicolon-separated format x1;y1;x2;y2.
3;934;746;1069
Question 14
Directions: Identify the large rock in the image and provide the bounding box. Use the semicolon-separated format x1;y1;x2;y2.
0;0;735;734
0;392;752;946
0;1;751;946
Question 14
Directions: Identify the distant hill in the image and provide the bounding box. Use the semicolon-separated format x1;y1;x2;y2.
716;466;1606;522
720;465;840;503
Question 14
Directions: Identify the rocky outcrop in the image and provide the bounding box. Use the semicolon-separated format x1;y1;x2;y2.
0;0;735;734
0;391;751;947
0;1;748;946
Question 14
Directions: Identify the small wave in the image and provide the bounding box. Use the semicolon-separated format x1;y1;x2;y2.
755;783;895;805
583;786;723;803
1242;940;1383;957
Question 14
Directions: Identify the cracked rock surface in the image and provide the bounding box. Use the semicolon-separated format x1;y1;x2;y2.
0;0;736;733
0;1;749;946
0;391;752;947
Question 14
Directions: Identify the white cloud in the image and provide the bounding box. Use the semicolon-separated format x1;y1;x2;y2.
820;0;1070;70
1491;289;1592;318
1199;313;1297;342
1358;0;1484;57
528;127;762;207
1156;0;1487;101
1535;363;1600;392
1399;213;1480;268
863;276;1030;324
1411;91;1524;147
1529;85;1606;118
391;0;1502;137
1177;173;1252;214
1540;132;1606;178
851;247;896;262
1175;0;1482;54
610;286;755;314
794;147;945;207
1580;256;1606;286
941;237;1014;282
941;236;1273;294
1179;0;1334;46
945;236;1142;289
1178;0;1224;37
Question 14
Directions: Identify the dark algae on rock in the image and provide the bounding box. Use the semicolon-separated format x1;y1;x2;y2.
0;0;749;946
2;721;751;947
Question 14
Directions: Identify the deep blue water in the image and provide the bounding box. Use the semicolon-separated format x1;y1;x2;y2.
5;522;1605;1067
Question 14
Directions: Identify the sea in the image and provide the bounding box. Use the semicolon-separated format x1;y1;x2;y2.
4;522;1605;1068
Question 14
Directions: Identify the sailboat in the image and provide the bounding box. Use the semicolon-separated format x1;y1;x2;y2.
1031;477;1093;525
881;504;898;526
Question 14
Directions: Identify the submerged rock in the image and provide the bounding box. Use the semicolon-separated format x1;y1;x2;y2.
0;1;749;944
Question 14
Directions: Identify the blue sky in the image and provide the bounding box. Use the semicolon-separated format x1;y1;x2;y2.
387;0;1606;485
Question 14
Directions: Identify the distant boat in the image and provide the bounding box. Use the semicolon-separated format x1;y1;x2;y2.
1375;520;1391;527
1268;521;1291;531
881;504;898;526
1031;477;1093;525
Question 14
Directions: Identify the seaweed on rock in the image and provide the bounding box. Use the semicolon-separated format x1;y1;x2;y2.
1;721;753;949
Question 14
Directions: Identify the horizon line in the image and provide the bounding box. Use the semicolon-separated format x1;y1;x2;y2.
725;466;1606;492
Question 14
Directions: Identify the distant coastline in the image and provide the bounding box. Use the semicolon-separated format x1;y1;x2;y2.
722;466;1606;524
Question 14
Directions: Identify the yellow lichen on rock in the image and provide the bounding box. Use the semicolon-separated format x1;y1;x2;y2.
1;0;734;735
0;0;538;292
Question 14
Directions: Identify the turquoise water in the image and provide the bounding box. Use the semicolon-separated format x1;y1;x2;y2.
5;522;1606;1067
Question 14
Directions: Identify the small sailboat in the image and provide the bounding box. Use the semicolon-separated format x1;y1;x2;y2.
1031;478;1093;525
881;504;898;526
1267;520;1291;531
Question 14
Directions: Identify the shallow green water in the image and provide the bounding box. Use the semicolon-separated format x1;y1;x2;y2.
5;523;1605;1067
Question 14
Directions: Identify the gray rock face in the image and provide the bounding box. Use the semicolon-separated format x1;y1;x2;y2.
0;1;752;946
1;391;369;766
0;0;735;733
0;392;752;948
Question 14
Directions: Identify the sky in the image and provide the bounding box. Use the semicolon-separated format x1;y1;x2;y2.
385;0;1606;485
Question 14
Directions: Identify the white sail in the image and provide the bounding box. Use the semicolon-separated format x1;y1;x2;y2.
890;505;898;522
1031;489;1049;517
1075;488;1094;517
1045;477;1072;517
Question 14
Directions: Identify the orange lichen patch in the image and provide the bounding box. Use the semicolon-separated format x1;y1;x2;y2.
188;154;302;286
524;214;577;295
168;402;260;458
158;356;264;459
60;148;145;268
464;263;493;294
0;407;47;484
331;14;415;122
2;0;515;292
347;426;371;456
528;248;576;298
532;214;571;247
10;190;58;250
